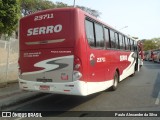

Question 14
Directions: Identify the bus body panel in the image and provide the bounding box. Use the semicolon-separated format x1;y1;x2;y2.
19;9;76;84
19;49;74;83
72;9;88;82
86;48;135;82
19;8;90;95
19;9;74;50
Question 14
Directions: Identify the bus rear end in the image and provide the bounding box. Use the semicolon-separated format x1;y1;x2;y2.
19;8;86;95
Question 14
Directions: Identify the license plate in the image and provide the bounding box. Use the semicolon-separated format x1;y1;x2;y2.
39;85;50;91
37;78;52;82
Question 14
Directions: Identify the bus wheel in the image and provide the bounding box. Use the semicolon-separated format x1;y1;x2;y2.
110;71;119;91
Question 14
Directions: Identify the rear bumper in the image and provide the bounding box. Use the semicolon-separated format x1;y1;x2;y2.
19;78;88;96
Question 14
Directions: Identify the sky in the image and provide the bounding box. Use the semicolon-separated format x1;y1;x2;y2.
51;0;160;40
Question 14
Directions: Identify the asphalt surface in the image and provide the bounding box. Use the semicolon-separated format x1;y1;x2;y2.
1;61;160;120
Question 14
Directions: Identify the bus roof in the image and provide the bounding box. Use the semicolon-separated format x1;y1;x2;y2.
21;7;137;41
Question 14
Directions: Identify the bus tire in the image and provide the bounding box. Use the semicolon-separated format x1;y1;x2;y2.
110;71;119;91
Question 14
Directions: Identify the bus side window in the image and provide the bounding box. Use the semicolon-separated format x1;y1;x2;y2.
130;39;134;51
95;23;104;48
109;30;116;48
134;41;137;51
125;37;128;50
115;33;119;49
132;40;134;51
128;38;131;51
104;28;110;48
85;20;96;47
123;36;126;50
125;37;129;50
119;34;123;49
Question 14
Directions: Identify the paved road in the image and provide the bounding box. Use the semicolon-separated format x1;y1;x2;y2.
2;61;160;119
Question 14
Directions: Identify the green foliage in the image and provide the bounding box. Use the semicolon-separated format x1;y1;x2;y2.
0;0;101;38
142;38;160;51
143;40;156;51
21;0;100;18
0;0;21;36
21;0;55;13
55;2;68;8
77;5;101;18
21;0;68;16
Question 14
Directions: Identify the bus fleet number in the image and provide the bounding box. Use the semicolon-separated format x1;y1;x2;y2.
34;14;54;21
97;57;106;62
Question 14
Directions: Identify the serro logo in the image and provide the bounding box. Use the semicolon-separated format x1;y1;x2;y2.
27;24;62;36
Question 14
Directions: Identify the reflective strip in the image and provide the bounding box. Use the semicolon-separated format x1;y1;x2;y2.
25;39;65;45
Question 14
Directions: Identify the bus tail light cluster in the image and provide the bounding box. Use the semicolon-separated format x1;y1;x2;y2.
73;71;82;80
73;56;82;80
18;62;22;75
74;56;81;70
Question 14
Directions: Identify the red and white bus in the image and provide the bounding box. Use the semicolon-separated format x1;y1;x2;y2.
137;41;144;67
146;50;154;61
145;49;160;62
153;49;160;63
18;8;141;96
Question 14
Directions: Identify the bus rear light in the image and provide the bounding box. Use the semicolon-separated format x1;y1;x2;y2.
64;90;70;92
74;56;82;70
73;71;82;80
73;56;82;80
74;57;80;62
74;64;80;69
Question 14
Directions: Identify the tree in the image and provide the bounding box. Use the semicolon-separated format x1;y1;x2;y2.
55;2;68;8
142;38;160;51
21;1;101;18
0;0;21;37
21;0;56;16
143;40;155;51
76;5;101;18
151;38;160;49
21;0;69;16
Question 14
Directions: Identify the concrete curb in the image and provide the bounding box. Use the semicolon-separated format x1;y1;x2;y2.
0;80;18;88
